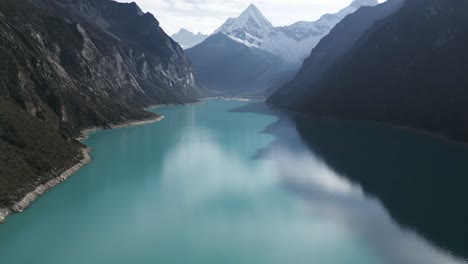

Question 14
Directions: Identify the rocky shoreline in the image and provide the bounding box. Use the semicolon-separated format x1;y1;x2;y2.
77;115;165;141
0;115;165;224
0;148;92;224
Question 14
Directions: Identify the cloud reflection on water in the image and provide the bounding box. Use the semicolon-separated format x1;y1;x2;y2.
263;117;467;264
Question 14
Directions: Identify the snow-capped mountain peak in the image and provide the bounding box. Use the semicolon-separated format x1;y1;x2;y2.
212;0;379;62
216;4;273;32
237;4;273;29
214;4;273;47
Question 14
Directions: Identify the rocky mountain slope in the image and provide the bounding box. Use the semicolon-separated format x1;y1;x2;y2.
0;100;85;210
271;0;468;142
215;1;378;62
1;0;204;137
268;0;404;108
172;28;208;49
0;0;204;216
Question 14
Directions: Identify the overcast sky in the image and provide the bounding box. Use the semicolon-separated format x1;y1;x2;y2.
117;0;384;35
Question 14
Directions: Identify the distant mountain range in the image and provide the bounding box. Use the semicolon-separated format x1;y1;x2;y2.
187;1;377;96
171;29;208;49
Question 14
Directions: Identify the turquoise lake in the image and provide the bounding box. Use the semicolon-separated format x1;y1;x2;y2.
0;100;466;264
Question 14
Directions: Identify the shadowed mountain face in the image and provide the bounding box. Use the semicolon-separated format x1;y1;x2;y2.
268;0;404;108
0;0;204;137
186;33;292;96
270;0;468;142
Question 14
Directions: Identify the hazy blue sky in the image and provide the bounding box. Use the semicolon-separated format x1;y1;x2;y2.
118;0;384;35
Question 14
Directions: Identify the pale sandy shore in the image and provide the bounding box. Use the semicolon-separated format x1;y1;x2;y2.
0;115;165;224
77;115;164;141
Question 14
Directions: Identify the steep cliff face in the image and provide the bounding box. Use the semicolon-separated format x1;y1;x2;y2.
0;0;204;136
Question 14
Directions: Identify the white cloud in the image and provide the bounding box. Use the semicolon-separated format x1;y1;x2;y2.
117;0;386;35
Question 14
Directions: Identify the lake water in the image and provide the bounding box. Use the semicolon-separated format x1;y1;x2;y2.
0;100;466;264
